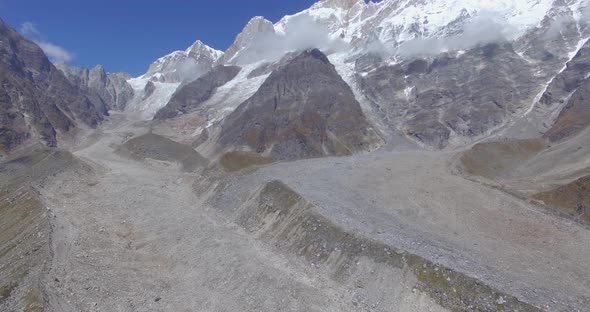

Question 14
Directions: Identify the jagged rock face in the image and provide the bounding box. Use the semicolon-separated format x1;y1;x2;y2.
142;41;223;83
154;65;241;119
57;64;134;111
218;17;276;65
218;49;382;161
358;43;544;148
0;19;104;154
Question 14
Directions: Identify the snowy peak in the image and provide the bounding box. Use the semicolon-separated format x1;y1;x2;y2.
186;40;223;60
127;40;223;120
271;0;590;58
313;0;366;10
219;0;580;67
218;16;276;65
141;40;223;83
286;0;368;42
246;16;276;31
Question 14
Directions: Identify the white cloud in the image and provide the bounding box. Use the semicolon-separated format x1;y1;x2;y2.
18;21;75;64
396;11;514;58
233;13;349;65
19;22;41;37
34;41;74;63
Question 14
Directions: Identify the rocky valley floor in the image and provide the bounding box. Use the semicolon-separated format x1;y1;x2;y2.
5;0;590;311
1;115;589;312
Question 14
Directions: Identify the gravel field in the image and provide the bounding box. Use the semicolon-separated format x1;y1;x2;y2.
36;118;449;312
7;115;587;312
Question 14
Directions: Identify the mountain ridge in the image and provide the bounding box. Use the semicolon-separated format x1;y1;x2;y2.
129;0;590;149
0;19;106;155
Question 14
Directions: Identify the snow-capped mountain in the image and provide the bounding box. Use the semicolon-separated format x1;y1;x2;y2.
217;17;276;65
142;40;223;83
222;0;590;66
125;0;590;150
124;40;223;120
296;0;563;46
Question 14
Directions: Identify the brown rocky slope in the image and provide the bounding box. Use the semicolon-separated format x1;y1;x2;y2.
218;49;382;161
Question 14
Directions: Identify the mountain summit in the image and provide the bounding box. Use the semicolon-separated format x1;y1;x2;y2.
141;40;223;83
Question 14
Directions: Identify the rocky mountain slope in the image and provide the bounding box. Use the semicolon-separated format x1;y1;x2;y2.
457;29;590;223
218;49;382;160
0;19;105;156
154;65;241;119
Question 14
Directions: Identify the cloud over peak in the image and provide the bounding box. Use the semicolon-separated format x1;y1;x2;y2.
19;21;75;64
35;41;74;63
19;22;41;37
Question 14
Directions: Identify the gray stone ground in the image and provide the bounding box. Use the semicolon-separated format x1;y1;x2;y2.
1;113;587;311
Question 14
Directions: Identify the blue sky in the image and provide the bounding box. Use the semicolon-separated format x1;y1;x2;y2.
1;0;317;76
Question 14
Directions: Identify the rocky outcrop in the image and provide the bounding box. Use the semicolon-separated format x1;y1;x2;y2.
57;63;134;111
218;49;382;161
0;19;105;154
154;65;241;119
